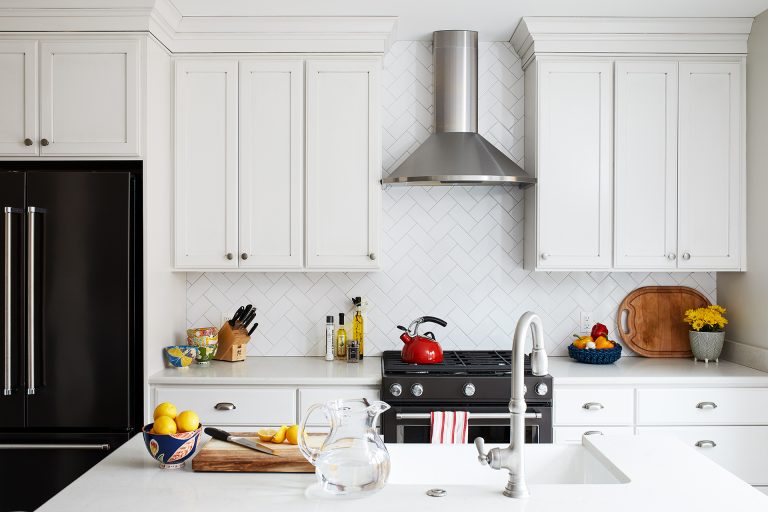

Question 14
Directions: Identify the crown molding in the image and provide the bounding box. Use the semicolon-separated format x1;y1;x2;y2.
511;17;754;69
0;0;398;54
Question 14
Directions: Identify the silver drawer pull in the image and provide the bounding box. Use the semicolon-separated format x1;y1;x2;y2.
583;431;603;436
696;401;717;410
214;402;236;411
582;402;604;411
695;440;717;449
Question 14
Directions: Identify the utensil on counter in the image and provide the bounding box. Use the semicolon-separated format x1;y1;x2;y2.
399;316;448;364
617;286;710;357
204;427;277;456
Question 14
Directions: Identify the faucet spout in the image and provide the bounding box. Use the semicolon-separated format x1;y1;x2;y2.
474;311;549;499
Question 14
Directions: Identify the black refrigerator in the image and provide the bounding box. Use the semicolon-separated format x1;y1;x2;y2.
0;164;142;512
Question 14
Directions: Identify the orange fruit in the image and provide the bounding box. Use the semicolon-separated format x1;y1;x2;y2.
572;335;592;349
595;338;614;350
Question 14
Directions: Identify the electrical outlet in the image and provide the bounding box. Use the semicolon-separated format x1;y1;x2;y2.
579;311;593;335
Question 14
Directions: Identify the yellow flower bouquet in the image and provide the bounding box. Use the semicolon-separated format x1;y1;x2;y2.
683;305;728;333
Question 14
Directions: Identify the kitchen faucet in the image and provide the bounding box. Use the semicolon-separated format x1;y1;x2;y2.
474;311;549;498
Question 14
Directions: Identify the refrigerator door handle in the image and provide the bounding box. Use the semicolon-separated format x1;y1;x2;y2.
3;207;21;396
26;207;46;396
0;443;111;450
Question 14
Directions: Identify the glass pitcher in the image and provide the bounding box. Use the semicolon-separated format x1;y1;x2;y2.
298;398;391;497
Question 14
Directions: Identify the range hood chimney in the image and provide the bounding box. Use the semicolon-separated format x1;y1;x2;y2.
382;30;535;187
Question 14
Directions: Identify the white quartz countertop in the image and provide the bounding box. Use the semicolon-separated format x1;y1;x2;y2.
149;357;382;386
149;355;768;387
38;434;768;511
548;356;768;385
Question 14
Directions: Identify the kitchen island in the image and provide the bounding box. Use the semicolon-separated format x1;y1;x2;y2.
38;434;767;511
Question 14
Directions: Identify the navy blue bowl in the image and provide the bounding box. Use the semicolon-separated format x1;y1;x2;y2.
568;343;622;364
142;423;202;469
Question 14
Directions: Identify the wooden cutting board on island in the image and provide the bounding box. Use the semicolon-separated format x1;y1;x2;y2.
617;286;710;357
192;433;324;473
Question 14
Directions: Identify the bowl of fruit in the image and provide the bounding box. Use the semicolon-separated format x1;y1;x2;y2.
568;322;622;364
142;402;202;469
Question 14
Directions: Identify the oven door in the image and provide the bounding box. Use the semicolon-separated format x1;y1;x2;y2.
381;404;552;444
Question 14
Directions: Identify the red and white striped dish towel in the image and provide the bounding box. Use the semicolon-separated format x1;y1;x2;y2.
430;411;470;444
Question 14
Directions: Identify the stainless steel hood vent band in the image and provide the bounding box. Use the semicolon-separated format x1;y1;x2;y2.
382;30;535;188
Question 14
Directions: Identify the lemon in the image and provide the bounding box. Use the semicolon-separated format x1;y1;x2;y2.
285;425;300;445
271;425;288;444
257;428;277;442
175;410;200;433
153;402;178;420
153;415;178;435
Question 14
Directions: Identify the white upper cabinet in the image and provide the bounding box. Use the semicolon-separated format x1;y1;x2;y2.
174;60;239;269
533;60;613;270
238;60;303;269
678;62;742;270
614;61;678;269
0;40;37;156
40;40;139;156
305;59;381;270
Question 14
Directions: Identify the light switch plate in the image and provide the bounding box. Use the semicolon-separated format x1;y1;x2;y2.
580;311;593;335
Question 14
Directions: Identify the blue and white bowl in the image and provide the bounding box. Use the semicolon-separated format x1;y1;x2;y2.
142;423;202;469
164;345;197;368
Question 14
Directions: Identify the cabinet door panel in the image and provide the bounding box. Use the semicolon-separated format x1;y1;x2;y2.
39;40;139;156
0;41;37;156
175;60;239;268
536;61;612;270
678;62;742;269
305;59;381;270
239;60;303;269
614;61;678;269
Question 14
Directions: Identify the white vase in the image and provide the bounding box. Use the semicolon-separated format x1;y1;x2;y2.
689;330;725;363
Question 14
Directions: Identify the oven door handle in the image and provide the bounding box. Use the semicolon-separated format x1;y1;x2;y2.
395;412;543;420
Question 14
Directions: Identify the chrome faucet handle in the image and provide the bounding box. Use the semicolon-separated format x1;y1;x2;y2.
474;437;490;466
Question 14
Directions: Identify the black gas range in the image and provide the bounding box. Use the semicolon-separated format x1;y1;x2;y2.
380;350;553;444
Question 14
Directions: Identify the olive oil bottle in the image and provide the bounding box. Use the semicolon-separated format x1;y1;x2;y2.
352;297;365;359
335;313;347;358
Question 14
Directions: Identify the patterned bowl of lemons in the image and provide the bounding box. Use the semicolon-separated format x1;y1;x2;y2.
142;423;202;469
194;344;218;365
164;345;197;368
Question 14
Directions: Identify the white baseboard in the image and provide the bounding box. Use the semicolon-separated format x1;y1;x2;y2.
722;339;768;373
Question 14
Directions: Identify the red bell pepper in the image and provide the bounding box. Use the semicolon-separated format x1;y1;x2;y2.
590;322;609;339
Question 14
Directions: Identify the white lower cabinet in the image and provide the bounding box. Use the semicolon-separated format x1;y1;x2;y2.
553;387;634;426
637;426;768;485
298;387;380;427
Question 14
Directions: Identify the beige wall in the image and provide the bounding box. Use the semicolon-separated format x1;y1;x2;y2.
719;9;768;371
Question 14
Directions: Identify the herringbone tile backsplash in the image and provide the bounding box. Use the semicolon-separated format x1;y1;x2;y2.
186;41;716;357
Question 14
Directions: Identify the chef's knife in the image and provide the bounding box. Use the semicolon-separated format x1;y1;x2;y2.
240;305;253;324
247;322;259;336
204;427;277;456
230;306;245;326
242;309;257;329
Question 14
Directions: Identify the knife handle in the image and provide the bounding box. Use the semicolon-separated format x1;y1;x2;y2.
204;427;231;442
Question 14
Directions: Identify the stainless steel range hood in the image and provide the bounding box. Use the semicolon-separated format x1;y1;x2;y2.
382;30;535;188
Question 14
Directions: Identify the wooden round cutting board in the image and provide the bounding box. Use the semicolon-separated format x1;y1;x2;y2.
617;286;710;357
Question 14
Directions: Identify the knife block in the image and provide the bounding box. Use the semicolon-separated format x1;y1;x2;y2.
214;322;250;362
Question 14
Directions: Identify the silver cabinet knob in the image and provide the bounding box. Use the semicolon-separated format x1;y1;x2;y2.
540;253;550;260
410;383;424;397
40;138;49;146
24;138;33;146
369;253;376;261
463;383;476;397
667;252;677;260
241;253;248;260
695;440;717;448
583;431;603;436
682;252;691;261
226;253;233;260
389;383;402;397
696;401;717;410
582;402;605;411
214;402;236;411
535;382;548;396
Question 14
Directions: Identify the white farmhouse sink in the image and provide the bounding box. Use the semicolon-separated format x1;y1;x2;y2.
386;442;630;486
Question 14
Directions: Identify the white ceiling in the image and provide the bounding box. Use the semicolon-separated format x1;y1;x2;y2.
169;0;768;40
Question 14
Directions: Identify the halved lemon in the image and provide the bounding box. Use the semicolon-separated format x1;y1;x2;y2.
256;428;277;442
271;425;289;444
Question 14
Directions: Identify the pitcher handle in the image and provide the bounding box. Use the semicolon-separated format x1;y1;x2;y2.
298;403;326;465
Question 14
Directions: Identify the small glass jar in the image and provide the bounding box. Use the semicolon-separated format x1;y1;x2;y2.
347;339;360;363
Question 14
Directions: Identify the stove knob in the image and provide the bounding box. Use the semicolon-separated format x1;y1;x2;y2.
411;383;424;397
535;382;549;396
462;383;476;397
389;383;402;397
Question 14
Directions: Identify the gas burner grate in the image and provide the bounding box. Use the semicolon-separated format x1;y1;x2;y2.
382;350;531;375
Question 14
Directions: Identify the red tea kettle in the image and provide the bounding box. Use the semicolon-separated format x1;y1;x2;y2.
398;316;448;364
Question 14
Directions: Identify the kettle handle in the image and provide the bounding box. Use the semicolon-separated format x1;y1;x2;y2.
298;403;334;466
420;316;448;327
